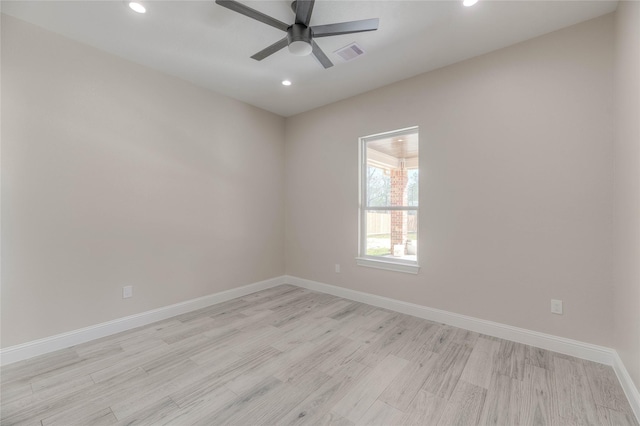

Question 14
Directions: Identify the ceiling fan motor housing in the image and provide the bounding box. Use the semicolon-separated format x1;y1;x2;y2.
287;24;313;56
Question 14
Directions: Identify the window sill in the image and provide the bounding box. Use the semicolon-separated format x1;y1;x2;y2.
356;257;420;274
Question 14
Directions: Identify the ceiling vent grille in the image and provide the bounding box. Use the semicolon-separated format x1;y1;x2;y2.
334;42;365;62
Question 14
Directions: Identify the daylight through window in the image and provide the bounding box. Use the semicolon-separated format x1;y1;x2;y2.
358;127;419;272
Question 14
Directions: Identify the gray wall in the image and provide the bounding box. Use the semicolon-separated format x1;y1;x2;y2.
1;15;286;347
285;15;615;347
613;1;640;391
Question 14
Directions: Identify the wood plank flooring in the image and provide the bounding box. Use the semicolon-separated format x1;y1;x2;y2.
1;284;637;425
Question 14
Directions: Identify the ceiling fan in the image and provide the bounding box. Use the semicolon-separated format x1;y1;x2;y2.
215;0;379;68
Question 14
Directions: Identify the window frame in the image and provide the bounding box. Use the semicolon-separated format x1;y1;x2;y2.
357;126;420;274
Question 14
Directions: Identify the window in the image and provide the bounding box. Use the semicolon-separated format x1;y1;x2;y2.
357;127;419;274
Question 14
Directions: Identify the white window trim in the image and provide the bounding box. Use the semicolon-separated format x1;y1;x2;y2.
356;257;420;274
357;126;420;274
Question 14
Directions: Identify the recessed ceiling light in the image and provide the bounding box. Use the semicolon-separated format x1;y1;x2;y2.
463;0;478;6
282;80;292;86
128;2;146;13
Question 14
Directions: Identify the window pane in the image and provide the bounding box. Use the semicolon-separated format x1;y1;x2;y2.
366;165;391;207
365;210;391;256
365;132;418;208
406;210;418;259
365;209;418;261
360;126;418;265
407;169;418;207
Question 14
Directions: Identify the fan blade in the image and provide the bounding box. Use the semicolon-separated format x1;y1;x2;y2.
295;0;315;26
215;0;289;32
312;41;333;69
311;18;379;38
251;37;288;61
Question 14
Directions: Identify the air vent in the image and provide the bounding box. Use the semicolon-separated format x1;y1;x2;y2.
334;42;365;62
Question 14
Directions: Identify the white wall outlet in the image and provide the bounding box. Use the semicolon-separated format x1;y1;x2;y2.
335;264;341;273
551;299;563;315
123;285;133;299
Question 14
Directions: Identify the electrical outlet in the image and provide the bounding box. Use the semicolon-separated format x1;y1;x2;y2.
551;299;563;315
123;285;133;299
335;264;341;273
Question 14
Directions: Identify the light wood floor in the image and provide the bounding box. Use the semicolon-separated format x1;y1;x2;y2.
1;284;637;426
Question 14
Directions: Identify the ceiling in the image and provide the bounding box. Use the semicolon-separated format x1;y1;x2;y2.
369;133;419;161
1;0;617;117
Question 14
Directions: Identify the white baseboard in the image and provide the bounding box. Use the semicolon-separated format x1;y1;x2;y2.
612;352;640;422
0;276;286;366
285;275;613;363
284;275;640;421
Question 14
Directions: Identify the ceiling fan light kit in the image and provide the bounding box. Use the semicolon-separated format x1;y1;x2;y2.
215;0;379;69
288;41;312;56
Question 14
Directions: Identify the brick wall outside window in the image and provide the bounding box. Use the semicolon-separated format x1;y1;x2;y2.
390;167;408;253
